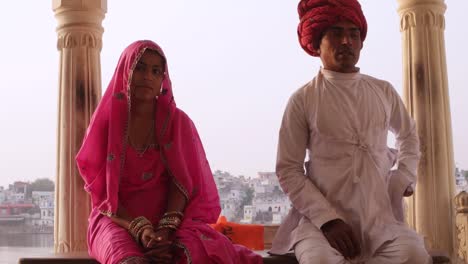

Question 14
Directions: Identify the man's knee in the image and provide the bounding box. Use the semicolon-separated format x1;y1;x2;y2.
402;244;431;264
296;249;344;264
375;243;431;264
295;239;345;264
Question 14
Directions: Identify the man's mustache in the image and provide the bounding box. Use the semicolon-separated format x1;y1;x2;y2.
337;47;354;56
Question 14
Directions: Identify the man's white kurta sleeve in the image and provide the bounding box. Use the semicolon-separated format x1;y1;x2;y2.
276;89;341;229
388;84;421;196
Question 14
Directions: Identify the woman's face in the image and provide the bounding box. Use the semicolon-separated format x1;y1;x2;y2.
130;50;165;101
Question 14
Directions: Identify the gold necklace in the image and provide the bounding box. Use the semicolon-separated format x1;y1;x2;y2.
129;119;155;157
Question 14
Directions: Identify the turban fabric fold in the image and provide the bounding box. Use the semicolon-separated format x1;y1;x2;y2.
297;0;367;56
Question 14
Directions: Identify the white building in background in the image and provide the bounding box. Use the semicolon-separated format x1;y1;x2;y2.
220;197;238;221
12;193;25;203
214;171;251;222
0;188;6;203
6;181;30;204
214;170;292;224
32;191;54;226
252;193;291;224
253;197;290;215
229;189;243;200
220;187;246;221
272;213;283;225
456;168;467;193
245;172;291;224
241;205;256;224
221;203;235;220
251;172;282;194
213;170;237;190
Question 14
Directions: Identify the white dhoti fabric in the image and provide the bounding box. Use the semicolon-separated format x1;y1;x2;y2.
294;225;431;264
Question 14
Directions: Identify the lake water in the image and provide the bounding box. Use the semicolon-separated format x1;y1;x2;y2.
0;233;53;247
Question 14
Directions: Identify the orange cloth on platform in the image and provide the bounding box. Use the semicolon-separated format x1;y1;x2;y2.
210;216;265;250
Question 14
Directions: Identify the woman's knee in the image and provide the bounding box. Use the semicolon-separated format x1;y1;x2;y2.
119;256;152;264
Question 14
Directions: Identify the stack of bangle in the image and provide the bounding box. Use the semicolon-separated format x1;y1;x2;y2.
128;216;153;242
157;211;184;231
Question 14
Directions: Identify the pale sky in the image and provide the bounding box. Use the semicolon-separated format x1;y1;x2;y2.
0;1;466;188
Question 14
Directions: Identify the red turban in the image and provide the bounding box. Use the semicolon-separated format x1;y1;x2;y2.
297;0;367;56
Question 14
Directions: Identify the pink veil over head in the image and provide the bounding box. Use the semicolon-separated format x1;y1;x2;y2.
76;40;221;224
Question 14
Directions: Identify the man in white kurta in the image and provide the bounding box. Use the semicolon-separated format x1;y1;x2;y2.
270;1;431;263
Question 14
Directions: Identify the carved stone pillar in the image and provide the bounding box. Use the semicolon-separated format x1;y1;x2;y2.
52;0;107;252
455;191;468;262
397;0;455;255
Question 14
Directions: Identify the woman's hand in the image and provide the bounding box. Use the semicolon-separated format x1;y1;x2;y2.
141;227;174;247
142;228;175;263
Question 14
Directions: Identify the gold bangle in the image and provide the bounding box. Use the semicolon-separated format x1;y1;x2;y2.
157;224;178;231
130;222;144;241
158;216;181;227
128;217;152;241
128;216;146;232
163;211;184;218
136;224;153;243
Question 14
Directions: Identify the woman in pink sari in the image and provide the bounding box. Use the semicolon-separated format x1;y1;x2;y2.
76;40;262;264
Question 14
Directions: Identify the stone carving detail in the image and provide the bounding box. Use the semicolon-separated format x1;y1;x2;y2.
400;9;445;31
55;241;70;253
57;31;102;50
455;191;468;262
457;222;467;262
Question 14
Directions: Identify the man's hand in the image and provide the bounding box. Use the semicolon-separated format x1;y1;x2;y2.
403;186;414;197
320;219;361;259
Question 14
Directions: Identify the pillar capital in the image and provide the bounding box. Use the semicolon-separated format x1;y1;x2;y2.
397;0;446;31
53;0;106;10
53;0;106;25
397;0;446;9
52;0;107;50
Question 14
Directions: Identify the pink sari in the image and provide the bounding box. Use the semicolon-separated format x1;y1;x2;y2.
76;40;261;264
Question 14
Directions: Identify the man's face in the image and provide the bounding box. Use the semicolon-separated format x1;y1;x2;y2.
318;21;363;73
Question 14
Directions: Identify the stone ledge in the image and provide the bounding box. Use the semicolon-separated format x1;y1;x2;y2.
17;250;451;264
259;250;451;264
18;251;98;264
